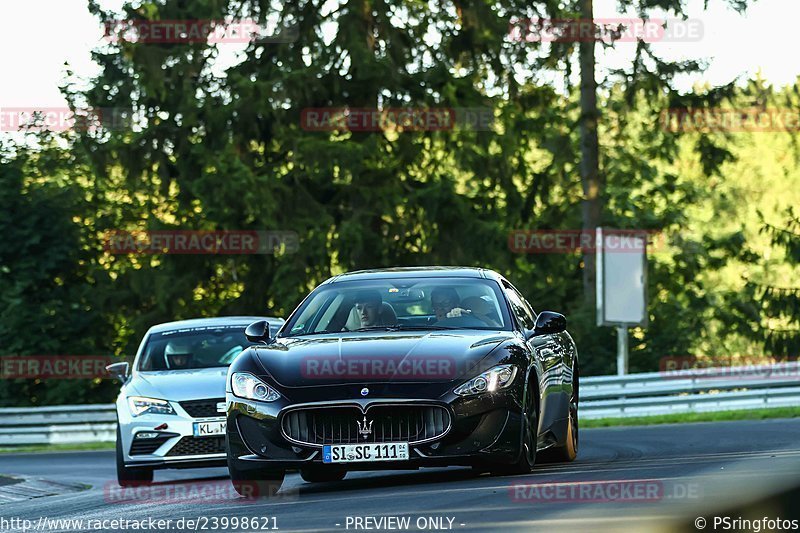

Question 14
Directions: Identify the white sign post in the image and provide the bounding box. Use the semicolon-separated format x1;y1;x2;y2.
596;228;648;375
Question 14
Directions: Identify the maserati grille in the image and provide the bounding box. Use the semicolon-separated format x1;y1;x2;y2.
282;404;451;446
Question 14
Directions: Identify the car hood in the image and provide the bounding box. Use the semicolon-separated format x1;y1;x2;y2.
131;367;227;402
252;330;514;388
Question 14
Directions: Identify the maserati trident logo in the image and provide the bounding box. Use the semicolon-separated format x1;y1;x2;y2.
357;416;373;439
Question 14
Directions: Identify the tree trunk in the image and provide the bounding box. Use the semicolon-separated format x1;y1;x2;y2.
578;0;601;307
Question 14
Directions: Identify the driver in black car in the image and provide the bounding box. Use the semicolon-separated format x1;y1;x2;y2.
431;287;467;321
430;287;487;327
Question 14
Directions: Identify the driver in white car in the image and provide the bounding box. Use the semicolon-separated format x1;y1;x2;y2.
164;340;193;370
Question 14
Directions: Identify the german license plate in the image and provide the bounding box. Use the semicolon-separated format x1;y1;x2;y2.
323;442;409;463
193;420;226;437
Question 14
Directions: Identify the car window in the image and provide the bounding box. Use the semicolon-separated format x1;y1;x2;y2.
282;277;512;336
138;325;251;371
503;282;536;332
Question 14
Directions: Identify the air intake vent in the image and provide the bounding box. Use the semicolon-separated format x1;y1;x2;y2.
179;398;225;418
166;436;226;456
129;434;173;455
282;404;450;446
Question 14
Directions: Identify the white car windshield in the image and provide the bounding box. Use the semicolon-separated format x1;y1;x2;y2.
138;325;248;371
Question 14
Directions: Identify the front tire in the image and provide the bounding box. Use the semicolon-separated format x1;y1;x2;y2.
475;379;538;476
227;452;285;498
116;426;153;487
541;364;579;463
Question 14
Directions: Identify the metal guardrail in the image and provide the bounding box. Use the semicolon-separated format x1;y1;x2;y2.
0;404;116;446
581;361;800;419
1;362;798;445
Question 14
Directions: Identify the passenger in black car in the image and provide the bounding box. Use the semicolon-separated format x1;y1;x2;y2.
348;289;398;329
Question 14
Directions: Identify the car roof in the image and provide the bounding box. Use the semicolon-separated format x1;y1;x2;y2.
326;266;504;284
147;316;283;334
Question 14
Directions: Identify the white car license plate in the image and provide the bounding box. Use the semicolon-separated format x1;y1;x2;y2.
193;420;226;437
323;442;409;463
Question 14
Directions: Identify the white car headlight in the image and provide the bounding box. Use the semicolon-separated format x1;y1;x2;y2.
127;396;175;417
454;364;518;396
231;372;281;402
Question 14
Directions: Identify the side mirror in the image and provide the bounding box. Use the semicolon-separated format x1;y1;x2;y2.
245;320;271;344
106;362;129;383
532;311;567;336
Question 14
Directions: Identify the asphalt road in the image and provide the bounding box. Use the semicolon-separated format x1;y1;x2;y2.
2;419;800;532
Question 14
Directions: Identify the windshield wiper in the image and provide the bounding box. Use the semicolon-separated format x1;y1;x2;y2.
288;325;459;336
353;325;454;332
287;329;342;337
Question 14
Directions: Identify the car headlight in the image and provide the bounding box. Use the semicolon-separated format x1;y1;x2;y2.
454;364;518;396
231;372;281;402
127;396;175;417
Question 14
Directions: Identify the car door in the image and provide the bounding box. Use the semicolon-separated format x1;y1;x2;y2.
502;280;566;433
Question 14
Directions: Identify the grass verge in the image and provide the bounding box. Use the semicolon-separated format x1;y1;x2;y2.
0;442;115;454
582;405;800;428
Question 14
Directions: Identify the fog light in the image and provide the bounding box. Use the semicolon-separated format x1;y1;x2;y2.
135;432;160;439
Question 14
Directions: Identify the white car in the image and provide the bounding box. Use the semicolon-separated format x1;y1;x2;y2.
108;316;283;486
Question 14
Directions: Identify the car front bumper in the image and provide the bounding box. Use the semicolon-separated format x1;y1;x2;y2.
225;386;525;472
117;397;228;470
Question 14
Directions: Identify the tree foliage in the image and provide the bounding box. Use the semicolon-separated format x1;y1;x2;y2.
2;0;795;405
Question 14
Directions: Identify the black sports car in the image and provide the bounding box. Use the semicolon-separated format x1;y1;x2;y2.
225;267;578;496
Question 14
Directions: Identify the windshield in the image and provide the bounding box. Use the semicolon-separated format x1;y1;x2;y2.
138;325;250;371
281;277;512;336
